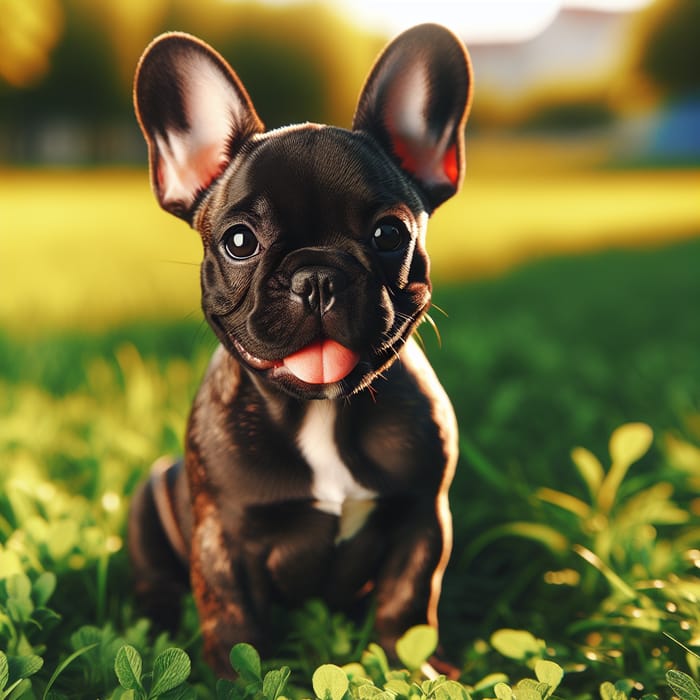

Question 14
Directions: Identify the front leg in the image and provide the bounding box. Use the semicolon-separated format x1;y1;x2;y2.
373;493;452;657
190;495;269;678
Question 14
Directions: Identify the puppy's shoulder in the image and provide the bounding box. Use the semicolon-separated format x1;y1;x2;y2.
397;337;458;446
199;344;242;407
398;338;450;402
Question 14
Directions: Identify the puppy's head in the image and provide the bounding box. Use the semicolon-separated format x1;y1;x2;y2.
135;24;472;399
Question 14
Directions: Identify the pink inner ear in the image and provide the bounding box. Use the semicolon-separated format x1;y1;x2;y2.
390;133;459;191
182;142;228;193
442;145;459;187
156;138;228;211
391;135;419;175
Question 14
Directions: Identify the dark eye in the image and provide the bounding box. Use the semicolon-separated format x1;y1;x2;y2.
371;219;409;253
222;225;260;260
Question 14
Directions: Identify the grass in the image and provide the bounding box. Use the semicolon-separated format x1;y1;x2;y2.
0;228;700;700
432;239;700;651
2;165;700;697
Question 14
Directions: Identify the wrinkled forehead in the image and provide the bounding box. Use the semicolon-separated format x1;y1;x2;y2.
241;126;425;223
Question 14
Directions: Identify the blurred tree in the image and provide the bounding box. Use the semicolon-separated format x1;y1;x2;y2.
91;0;170;89
0;0;128;162
0;0;378;163
28;1;125;121
168;0;378;129
632;0;700;97
218;34;325;129
518;97;615;133
0;0;63;87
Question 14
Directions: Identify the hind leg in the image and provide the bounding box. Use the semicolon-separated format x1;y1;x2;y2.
128;458;190;631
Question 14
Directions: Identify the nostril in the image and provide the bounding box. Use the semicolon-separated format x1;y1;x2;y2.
290;273;312;297
290;267;347;315
319;269;346;300
321;276;334;297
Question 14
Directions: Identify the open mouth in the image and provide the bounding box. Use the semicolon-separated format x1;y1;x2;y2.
231;336;360;385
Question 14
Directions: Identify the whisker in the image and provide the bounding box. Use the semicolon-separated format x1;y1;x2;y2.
190;317;216;352
367;383;378;401
430;302;448;318
160;259;201;267
423;313;442;347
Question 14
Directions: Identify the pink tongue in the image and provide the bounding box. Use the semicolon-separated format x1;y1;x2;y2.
282;339;360;384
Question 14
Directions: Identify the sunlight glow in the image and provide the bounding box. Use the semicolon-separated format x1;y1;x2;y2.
106;535;123;553
102;492;122;512
296;0;656;43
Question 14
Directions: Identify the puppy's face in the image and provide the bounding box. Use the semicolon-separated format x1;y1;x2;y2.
134;25;473;399
195;126;430;399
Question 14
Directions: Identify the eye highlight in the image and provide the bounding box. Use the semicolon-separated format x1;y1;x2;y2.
222;225;260;260
371;218;409;253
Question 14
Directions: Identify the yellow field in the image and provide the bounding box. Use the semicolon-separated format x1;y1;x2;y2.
1;164;698;335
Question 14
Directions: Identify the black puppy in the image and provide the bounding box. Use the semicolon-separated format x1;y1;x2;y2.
128;23;472;676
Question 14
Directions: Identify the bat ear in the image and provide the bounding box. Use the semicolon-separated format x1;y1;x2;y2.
353;24;473;212
134;33;264;221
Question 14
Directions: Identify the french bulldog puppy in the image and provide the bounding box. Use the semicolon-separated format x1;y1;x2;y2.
128;23;472;676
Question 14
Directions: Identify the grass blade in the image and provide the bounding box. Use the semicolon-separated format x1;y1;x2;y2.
42;643;98;700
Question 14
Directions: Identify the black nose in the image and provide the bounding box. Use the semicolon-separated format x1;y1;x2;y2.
290;266;347;315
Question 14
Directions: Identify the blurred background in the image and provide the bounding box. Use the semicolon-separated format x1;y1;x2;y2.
2;3;700;689
1;0;698;332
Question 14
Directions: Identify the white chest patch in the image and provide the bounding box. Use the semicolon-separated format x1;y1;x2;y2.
296;401;377;542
